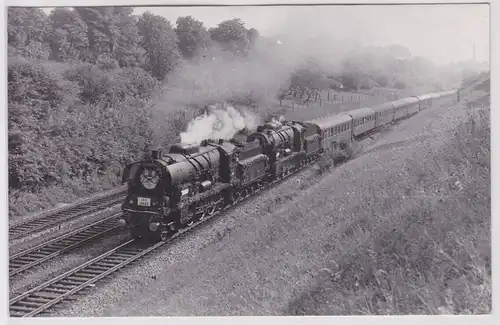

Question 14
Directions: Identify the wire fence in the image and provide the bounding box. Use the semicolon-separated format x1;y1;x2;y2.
161;85;405;121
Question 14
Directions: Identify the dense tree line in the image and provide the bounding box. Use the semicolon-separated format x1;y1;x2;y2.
7;7;261;216
8;7;260;79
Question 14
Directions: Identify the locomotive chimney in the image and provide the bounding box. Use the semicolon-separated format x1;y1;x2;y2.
151;149;162;160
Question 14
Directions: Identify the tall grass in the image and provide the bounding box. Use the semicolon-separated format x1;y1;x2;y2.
288;100;490;315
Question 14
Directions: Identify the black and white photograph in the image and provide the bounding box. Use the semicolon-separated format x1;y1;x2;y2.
3;0;493;320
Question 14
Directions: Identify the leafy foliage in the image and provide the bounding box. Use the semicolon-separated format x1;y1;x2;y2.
47;8;90;62
210;19;251;56
176;16;211;59
8;8;50;60
137;12;182;80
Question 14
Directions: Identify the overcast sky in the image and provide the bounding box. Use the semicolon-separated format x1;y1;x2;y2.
43;4;490;65
136;4;489;63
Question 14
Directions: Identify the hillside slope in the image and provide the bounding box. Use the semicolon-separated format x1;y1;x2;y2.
52;91;490;316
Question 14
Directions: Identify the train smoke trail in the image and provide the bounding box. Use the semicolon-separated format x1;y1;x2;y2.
180;104;261;145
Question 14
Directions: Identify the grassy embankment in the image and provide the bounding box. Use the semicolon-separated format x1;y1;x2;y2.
285;90;490;314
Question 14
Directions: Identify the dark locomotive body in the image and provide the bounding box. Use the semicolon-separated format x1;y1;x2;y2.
121;90;458;241
121;134;276;239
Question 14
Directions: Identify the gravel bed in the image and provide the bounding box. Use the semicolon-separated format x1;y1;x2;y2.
9;204;123;256
9;186;126;226
9;231;131;299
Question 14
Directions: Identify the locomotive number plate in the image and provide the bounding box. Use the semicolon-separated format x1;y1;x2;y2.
137;197;151;207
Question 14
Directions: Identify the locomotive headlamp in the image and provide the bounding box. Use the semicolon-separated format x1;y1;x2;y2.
140;168;160;190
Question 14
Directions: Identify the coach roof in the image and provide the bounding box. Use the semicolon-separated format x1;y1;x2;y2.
391;97;420;108
306;113;352;130
344;107;376;119
371;102;395;113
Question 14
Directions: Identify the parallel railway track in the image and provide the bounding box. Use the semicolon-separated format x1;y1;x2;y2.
9;213;123;277
9;159;318;317
9;189;126;240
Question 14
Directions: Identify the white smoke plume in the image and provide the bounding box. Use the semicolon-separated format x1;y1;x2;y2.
268;115;287;125
180;103;261;145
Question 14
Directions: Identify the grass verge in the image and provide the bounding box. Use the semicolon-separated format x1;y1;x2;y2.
286;102;490;315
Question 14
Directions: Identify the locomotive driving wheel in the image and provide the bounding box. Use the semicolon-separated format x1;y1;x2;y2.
198;209;208;221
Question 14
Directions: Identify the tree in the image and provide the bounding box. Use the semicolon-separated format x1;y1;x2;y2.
247;28;260;46
8;8;50;59
112;8;145;68
137;12;182;80
209;18;250;56
175;16;211;59
386;44;412;59
47;8;89;62
74;7;144;67
73;7;116;59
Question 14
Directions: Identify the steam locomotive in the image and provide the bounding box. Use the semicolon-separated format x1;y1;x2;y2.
119;90;458;240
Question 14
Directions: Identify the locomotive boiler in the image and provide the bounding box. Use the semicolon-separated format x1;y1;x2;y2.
120;137;269;240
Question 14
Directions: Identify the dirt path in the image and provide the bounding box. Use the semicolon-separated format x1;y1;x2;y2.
51;97;472;316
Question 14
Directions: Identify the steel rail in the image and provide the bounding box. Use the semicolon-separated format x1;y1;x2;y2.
9;191;126;240
9;213;123;277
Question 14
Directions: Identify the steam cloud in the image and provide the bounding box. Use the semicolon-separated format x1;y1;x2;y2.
180;104;261;145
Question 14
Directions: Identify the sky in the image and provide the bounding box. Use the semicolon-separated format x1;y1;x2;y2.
43;3;490;65
136;4;490;65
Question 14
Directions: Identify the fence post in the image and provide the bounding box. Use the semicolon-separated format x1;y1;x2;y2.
328;91;330;101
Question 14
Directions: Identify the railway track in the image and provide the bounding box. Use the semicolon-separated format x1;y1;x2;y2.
9;189;126;240
9;213;123;277
9;159;318;317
